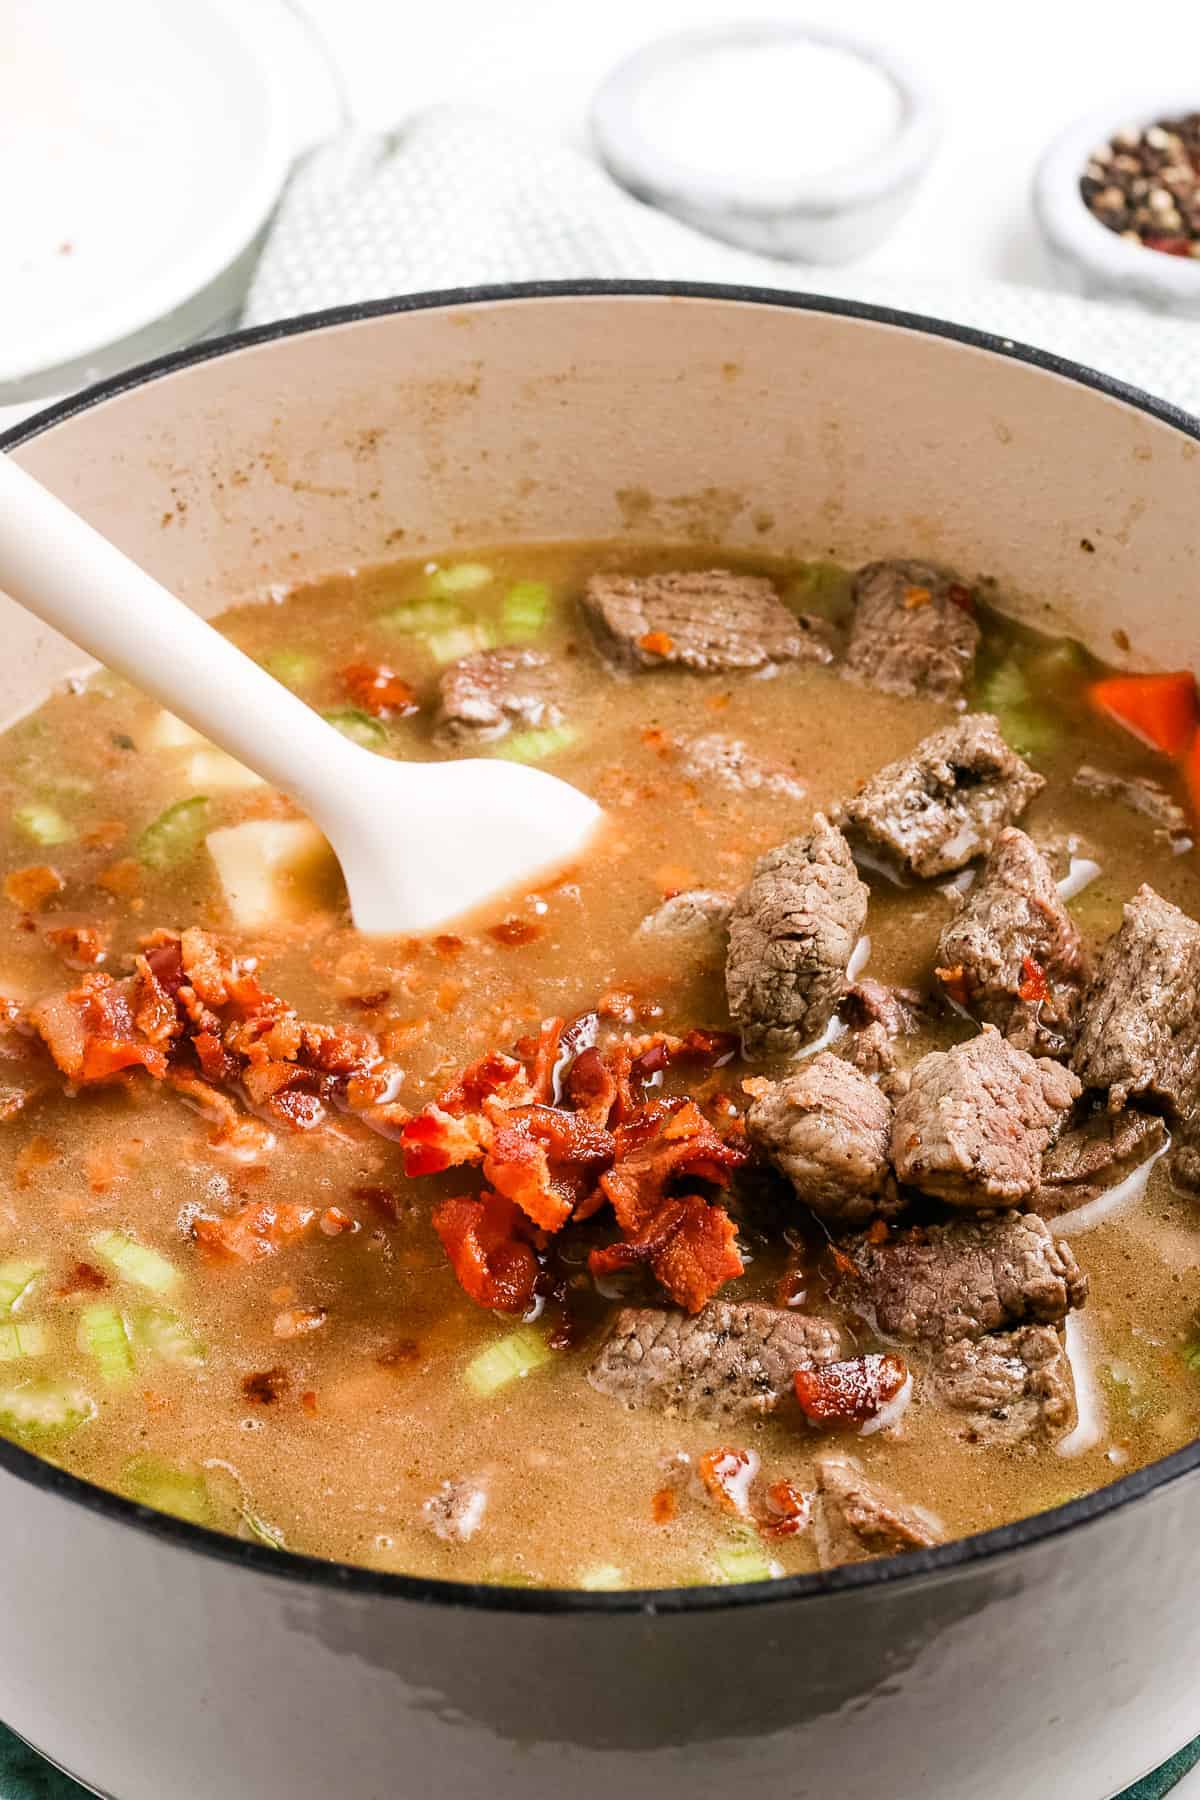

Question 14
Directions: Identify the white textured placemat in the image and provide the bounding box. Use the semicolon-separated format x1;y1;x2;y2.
245;106;1200;416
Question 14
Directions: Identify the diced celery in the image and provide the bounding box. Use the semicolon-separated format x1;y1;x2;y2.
14;803;74;846
710;1528;780;1586
0;1379;95;1437
133;1306;206;1368
377;596;467;635
975;659;1058;758
787;560;854;619
464;1326;551;1398
425;622;494;666
429;562;493;595
1182;1341;1200;1372
124;1455;212;1525
500;580;552;641
240;1506;285;1548
321;707;388;750
78;1304;134;1387
493;724;580;764
137;796;210;869
261;649;320;689
0;1260;42;1317
92;1231;181;1298
578;1564;625;1591
0;1319;48;1361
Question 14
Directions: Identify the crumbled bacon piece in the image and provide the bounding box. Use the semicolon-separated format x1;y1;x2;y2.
193;1201;318;1264
792;1353;909;1427
431;1191;538;1312
761;1478;811;1537
4;865;63;911
45;924;108;969
651;1487;677;1524
30;975;170;1084
483;1103;613;1232
600;1101;746;1235
242;1367;289;1405
488;917;542;947
589;1192;743;1314
56;1260;108;1297
1018;955;1049;1004
338;663;418;719
697;1446;758;1518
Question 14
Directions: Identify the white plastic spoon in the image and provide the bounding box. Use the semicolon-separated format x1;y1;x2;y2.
0;456;603;934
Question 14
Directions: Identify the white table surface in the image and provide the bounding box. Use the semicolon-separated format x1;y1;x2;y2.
294;0;1200;290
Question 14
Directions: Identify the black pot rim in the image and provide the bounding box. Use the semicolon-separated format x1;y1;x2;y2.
2;277;1198;1618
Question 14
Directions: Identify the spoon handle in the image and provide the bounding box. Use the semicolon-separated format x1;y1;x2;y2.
0;454;362;820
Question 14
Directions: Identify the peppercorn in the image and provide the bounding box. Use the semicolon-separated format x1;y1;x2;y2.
1080;112;1200;258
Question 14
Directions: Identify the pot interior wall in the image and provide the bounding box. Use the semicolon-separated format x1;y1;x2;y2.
3;292;1197;718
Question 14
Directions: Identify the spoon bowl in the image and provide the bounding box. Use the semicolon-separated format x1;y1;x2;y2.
0;455;604;934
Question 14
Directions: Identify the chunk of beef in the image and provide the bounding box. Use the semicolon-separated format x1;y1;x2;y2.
842;559;979;702
582;570;831;673
1035;1104;1167;1217
1073;765;1189;841
841;1211;1088;1346
932;1325;1076;1446
746;1052;901;1228
587;1300;840;1422
635;889;732;961
1071;885;1200;1115
434;647;561;746
935;829;1087;1054
677;734;807;801
891;1029;1080;1208
725;815;868;1058
839;714;1044;880
813;1453;944;1568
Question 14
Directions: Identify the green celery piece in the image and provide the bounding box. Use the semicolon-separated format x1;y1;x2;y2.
1029;637;1090;683
975;658;1058;758
0;1319;48;1361
124;1455;212;1525
786;560;853;619
0;1379;95;1438
78;1304;134;1387
321;707;388;750
133;1306;206;1368
577;1564;624;1591
377;595;467;635
1182;1341;1200;1372
464;1326;551;1398
710;1528;779;1585
425;623;494;666
0;1260;42;1317
261;649;320;689
500;580;552;641
14;803;74;846
240;1506;286;1548
428;562;493;595
493;724;579;764
137;796;210;869
92;1230;181;1298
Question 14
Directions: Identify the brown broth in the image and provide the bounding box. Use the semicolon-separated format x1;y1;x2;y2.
0;542;1196;1589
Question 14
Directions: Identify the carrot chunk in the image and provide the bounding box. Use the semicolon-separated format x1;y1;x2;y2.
1089;671;1198;756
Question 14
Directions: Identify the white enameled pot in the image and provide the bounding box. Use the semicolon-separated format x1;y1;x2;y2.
0;286;1198;1800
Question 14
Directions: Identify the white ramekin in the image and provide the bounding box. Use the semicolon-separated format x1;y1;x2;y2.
590;20;941;264
1034;95;1200;317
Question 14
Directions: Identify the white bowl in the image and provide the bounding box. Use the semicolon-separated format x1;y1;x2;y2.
590;20;941;264
1034;94;1200;317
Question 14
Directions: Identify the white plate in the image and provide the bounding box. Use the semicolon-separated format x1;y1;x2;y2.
0;0;297;398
